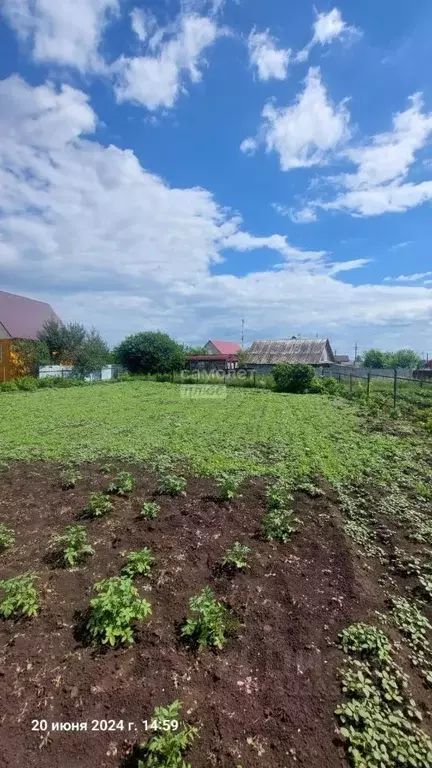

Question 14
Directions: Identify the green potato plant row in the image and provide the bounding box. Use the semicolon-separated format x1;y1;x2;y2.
336;623;432;768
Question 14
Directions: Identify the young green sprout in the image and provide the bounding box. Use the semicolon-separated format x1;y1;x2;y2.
141;501;160;520
0;524;15;551
55;525;95;567
122;547;154;578
0;574;39;618
221;542;250;570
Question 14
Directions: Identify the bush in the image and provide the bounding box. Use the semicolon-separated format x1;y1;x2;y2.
138;701;199;768
0;574;39;618
181;586;231;650
0;524;15;550
115;331;186;375
86;576;152;646
321;377;340;394
16;377;38;392
309;378;325;394
36;377;57;388
273;364;315;394
52;377;85;388
122;547;154;578
56;525;94;567
0;380;18;392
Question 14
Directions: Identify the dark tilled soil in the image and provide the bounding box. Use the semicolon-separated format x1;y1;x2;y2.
0;462;382;768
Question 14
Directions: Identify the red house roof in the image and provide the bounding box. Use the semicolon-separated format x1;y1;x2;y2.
208;340;241;355
0;291;61;340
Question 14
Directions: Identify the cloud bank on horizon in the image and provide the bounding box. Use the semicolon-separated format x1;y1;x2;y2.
0;0;431;353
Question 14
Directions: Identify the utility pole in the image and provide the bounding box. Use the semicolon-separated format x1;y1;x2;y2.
241;318;245;348
354;341;358;368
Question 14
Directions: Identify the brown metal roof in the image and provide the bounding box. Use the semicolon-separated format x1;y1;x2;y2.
245;338;335;365
0;291;61;340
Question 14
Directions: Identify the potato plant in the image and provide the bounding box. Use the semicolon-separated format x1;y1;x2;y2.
107;471;135;496
157;475;187;496
122;547;154;578
138;700;199;768
56;525;95;567
141;501;160;520
216;472;243;501
336;623;432;768
86;576;152;646
266;478;293;511
60;469;82;490
261;508;297;543
181;586;230;650
0;574;39;618
0;524;15;551
85;492;113;518
221;542;250;570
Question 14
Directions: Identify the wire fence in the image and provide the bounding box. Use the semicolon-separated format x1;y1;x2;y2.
321;367;432;408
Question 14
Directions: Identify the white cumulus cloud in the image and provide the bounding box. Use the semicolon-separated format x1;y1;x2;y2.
245;68;350;171
0;74;431;351
1;0;119;71
248;29;290;81
297;7;360;62
115;14;221;110
317;94;432;216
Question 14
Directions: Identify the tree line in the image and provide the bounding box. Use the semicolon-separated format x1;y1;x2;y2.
359;349;423;370
13;323;426;378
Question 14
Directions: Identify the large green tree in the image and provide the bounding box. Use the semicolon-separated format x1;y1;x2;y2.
37;319;86;362
115;331;186;374
37;319;110;376
363;348;422;369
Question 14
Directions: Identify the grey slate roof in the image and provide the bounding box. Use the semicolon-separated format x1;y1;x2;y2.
335;354;350;363
0;291;61;340
245;338;335;365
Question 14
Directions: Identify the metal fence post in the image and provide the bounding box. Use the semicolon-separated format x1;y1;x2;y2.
367;372;371;401
349;373;353;393
253;371;256;387
393;369;397;408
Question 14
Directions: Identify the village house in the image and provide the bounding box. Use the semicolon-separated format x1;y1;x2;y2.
243;338;336;374
187;339;241;373
0;291;61;381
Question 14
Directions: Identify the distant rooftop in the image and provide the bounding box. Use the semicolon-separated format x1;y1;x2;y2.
206;340;242;355
0;291;61;340
245;338;335;365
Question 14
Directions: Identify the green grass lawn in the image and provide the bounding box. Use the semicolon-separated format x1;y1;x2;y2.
0;381;423;482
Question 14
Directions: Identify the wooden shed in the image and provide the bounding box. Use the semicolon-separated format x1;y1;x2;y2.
0;291;61;381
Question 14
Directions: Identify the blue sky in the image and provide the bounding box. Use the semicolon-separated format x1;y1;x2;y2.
0;0;431;356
